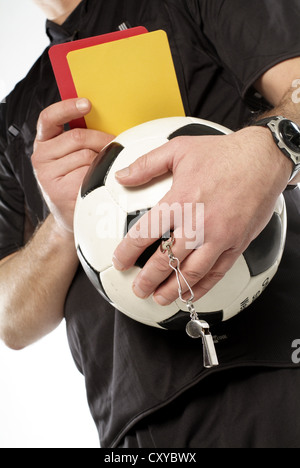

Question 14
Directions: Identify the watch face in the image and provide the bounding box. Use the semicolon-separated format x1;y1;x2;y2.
279;119;300;153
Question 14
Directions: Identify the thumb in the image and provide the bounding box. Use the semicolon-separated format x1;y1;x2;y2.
115;141;173;187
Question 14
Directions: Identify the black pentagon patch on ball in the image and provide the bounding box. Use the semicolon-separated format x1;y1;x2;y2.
126;209;160;269
81;142;124;198
168;123;225;140
125;210;172;269
135;239;163;269
243;212;282;276
125;209;150;237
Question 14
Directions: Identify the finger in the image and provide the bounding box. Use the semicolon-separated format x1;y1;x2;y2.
47;149;99;178
153;247;239;306
152;243;223;306
57;165;92;191
182;250;240;302
113;192;175;271
132;230;193;299
115;139;175;187
36;98;92;142
36;128;113;161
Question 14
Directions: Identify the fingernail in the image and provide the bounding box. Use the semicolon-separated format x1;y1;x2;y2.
132;283;148;299
153;295;171;306
115;167;130;178
112;255;126;271
76;98;90;113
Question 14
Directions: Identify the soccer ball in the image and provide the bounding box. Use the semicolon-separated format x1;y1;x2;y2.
74;117;287;330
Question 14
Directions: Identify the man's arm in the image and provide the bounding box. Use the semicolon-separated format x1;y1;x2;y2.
0;98;114;350
0;216;78;350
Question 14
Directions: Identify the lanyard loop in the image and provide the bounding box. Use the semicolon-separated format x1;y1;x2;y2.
160;233;219;368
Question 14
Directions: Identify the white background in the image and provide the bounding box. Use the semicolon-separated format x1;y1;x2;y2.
0;0;99;448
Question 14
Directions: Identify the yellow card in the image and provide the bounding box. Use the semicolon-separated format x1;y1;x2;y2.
67;30;185;135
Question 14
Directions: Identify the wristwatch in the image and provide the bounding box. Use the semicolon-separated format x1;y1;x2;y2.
255;116;300;182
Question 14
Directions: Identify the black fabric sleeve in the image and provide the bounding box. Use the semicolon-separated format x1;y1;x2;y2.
0;129;25;261
191;0;300;98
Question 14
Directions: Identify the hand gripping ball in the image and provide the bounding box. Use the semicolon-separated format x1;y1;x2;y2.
74;117;287;330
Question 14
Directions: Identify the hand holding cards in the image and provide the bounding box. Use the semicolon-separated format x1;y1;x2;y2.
49;27;185;134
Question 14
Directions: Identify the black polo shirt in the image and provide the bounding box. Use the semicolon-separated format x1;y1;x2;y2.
1;0;300;448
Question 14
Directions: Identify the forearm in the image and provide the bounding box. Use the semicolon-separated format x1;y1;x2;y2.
0;215;79;350
1;97;113;349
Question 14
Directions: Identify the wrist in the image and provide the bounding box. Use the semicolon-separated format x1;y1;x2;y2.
47;214;76;245
43;215;79;270
237;126;292;195
254;116;300;183
258;126;294;184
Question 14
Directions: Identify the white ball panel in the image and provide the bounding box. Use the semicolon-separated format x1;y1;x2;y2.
105;138;173;213
74;187;127;272
115;116;197;147
274;193;285;216
278;194;287;260
100;266;179;327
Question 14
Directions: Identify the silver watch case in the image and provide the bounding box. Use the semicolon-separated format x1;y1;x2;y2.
265;116;300;181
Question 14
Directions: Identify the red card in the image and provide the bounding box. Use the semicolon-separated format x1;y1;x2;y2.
49;27;148;128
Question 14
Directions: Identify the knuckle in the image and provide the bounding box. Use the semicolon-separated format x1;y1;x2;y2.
151;254;171;273
38;107;50;127
37;108;52;136
136;271;156;291
70;128;86;145
168;136;191;155
185;268;204;283
98;132;115;148
136;154;149;172
80;148;95;162
170;135;189;147
193;270;226;298
209;270;226;282
127;231;150;250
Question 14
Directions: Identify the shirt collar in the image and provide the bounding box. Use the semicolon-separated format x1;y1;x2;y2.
46;0;89;44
